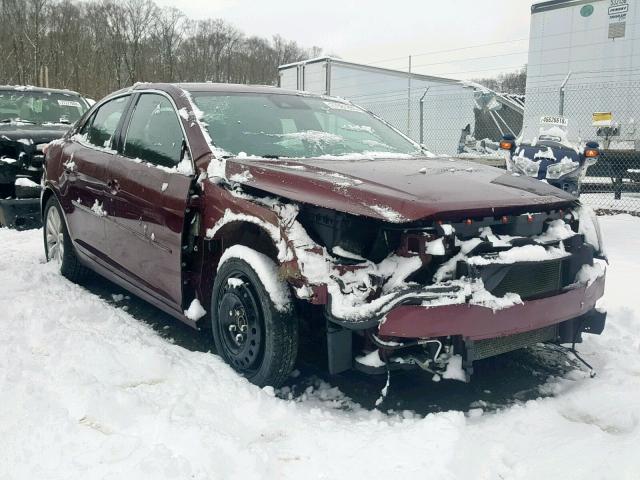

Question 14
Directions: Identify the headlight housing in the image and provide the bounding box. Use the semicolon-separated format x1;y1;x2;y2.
546;159;580;179
512;155;540;177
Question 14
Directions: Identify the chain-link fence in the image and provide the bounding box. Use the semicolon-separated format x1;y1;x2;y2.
352;79;640;215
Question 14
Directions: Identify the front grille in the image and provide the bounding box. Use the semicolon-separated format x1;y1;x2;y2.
469;325;557;361
491;258;564;299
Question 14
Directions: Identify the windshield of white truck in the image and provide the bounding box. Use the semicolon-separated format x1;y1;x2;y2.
189;92;422;158
0;90;89;126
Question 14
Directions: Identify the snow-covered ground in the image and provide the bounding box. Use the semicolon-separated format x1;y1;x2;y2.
1;216;640;479
581;192;640;214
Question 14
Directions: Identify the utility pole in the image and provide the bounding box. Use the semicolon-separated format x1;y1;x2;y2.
407;55;412;135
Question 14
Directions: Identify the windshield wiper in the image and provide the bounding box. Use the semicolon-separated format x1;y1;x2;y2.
1;118;36;124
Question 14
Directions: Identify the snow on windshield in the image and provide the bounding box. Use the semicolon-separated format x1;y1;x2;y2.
188;92;422;159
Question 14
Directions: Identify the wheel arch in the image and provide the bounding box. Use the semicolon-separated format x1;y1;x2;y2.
40;186;56;218
196;220;287;327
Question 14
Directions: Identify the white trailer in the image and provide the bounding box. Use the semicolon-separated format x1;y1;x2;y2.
279;57;524;156
523;0;640;151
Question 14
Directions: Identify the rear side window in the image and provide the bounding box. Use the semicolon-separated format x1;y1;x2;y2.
123;94;184;168
80;96;129;149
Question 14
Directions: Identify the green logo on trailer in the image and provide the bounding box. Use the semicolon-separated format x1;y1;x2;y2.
581;4;594;17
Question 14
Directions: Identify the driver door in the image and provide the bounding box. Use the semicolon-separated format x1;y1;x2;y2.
105;92;193;310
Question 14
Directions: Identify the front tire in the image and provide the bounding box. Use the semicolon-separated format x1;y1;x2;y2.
43;196;88;283
211;252;298;387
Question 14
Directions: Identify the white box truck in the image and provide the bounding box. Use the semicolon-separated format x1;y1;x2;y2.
523;0;640;198
279;57;524;157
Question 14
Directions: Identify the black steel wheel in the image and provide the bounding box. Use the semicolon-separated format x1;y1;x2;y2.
211;253;298;387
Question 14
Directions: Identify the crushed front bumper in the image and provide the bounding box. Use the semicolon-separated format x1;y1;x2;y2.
376;273;605;340
0;197;41;230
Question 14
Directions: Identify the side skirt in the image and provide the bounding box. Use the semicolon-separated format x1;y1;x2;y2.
74;243;198;329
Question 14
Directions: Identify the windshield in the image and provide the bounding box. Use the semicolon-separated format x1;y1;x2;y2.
189;92;421;158
0;90;88;125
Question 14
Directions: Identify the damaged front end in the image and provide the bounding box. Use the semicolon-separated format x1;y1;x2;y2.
206;170;606;382
273;201;607;380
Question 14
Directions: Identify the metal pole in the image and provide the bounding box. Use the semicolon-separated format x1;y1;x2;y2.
407;55;412;135
44;65;49;88
559;71;572;116
419;87;430;145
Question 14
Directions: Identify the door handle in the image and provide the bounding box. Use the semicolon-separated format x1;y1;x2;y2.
107;179;120;194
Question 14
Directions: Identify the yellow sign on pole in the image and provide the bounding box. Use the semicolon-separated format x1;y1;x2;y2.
592;112;613;126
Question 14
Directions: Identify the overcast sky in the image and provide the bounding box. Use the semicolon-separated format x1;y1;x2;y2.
155;0;538;79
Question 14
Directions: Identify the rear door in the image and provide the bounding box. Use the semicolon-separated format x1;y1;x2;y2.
105;92;193;309
61;95;130;261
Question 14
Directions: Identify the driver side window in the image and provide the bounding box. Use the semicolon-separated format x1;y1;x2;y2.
123;94;184;168
80;95;129;149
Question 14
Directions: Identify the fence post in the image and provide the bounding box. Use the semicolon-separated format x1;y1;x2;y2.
559;72;572;116
407;55;412;136
419;87;430;145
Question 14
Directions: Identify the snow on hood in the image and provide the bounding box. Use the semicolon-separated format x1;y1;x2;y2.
220;156;576;223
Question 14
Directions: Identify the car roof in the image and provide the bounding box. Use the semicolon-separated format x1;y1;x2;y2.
0;85;83;96
124;82;321;98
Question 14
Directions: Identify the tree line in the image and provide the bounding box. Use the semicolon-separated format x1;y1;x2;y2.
0;0;321;100
473;66;527;96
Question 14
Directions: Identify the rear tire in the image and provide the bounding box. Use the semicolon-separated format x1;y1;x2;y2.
211;252;298;388
43;196;88;283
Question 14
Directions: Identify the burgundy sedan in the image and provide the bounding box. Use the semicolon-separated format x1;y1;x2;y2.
42;83;607;387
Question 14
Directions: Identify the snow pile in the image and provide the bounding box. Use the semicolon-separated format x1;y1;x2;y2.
184;299;207;321
218;245;292;312
90;200;107;217
14;177;39;188
466;244;569;266
0;215;640;478
273;130;343;146
576;203;605;254
369;205;406;223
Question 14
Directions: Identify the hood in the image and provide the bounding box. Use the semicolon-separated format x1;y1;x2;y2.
0;124;69;145
224;156;576;223
517;143;581;164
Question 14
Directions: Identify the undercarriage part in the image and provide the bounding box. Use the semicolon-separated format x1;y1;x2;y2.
349;309;606;378
326;322;353;374
465;325;558;362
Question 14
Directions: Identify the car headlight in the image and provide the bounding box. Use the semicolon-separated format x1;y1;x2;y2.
546;159;579;179
35;143;49;152
513;156;540;177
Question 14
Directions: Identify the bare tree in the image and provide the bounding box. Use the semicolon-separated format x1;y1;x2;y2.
0;0;320;99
